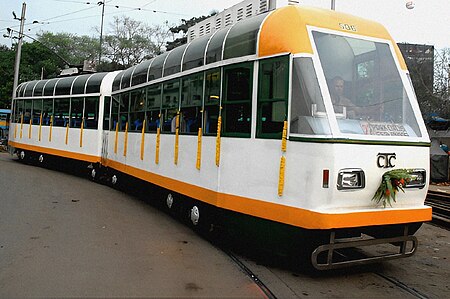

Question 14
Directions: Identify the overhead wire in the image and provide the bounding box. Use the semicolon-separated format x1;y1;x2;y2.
142;0;158;8
2;0;188;40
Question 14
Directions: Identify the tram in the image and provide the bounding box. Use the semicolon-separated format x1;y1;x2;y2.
8;4;431;270
0;108;11;145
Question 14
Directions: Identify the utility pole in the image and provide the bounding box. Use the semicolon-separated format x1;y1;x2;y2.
12;2;26;99
98;1;105;66
331;0;335;10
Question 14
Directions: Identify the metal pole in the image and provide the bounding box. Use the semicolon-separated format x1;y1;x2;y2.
98;1;105;65
12;2;26;99
331;0;335;10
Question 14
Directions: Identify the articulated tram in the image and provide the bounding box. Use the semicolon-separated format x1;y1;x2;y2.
8;5;431;269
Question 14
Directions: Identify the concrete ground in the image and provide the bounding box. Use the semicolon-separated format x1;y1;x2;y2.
0;152;265;298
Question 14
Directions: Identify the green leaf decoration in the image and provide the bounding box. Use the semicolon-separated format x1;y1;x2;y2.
372;169;413;208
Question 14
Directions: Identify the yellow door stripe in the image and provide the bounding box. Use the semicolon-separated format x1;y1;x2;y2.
196;127;202;170
155;127;160;164
65;123;69;145
28;118;32;139
140;120;146;160
49;116;53;142
38;113;42;142
79;118;84;147
20;114;23;139
123;122;128;157
114;122;119;154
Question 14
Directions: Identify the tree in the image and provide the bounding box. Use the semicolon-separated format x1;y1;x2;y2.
432;48;450;119
166;11;218;51
400;45;450;121
0;45;15;108
101;16;171;68
0;40;67;108
37;32;99;66
398;44;434;116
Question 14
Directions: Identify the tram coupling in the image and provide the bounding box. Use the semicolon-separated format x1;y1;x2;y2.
311;225;418;270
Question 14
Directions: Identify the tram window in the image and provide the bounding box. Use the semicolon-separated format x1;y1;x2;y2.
130;89;146;131
32;100;43;125
223;13;267;60
148;52;169;81
70;98;84;128
257;57;289;138
183;34;210;71
119;93;130;131
313;31;421;137
290;58;331;135
204;69;221;135
24;100;32;124
222;63;252;137
103;96;111;131
14;100;24;123
161;79;180;133
206;27;228;65
110;95;120;131
54;98;70;127
145;84;162;133
85;97;99;129
42;99;53;126
180;73;203;134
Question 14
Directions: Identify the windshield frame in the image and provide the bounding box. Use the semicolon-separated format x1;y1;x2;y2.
304;26;428;142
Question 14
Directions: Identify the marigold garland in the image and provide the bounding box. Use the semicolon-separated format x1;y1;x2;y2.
372;169;412;208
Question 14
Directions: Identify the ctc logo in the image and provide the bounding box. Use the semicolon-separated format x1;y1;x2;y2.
377;153;396;168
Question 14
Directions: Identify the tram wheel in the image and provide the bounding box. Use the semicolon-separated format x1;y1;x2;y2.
190;205;200;226
111;173;118;186
166;193;174;210
18;150;26;161
188;202;214;235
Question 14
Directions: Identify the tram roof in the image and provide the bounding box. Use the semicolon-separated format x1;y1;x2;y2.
112;5;405;92
15;72;108;99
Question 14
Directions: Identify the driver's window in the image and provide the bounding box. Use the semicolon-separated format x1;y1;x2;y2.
290;57;331;135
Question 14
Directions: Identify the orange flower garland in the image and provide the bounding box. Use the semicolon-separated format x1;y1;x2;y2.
372;169;412;207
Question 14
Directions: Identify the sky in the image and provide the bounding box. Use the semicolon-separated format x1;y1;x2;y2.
1;0;449;50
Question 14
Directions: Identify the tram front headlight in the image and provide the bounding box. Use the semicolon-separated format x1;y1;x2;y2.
337;169;365;190
405;169;426;189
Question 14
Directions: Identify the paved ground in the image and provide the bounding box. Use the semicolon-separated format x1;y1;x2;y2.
0;152;264;298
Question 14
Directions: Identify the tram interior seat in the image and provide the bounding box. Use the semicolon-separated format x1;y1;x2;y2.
147;120;159;132
54;118;65;127
133;119;143;131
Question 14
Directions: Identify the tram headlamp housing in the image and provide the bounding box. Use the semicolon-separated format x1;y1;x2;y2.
337;169;365;190
405;169;426;189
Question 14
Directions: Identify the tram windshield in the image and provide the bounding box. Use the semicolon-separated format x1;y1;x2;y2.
311;31;422;137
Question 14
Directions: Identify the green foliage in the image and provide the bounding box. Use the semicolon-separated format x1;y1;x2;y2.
166;11;218;51
102;16;170;68
37;32;99;65
372;169;413;208
0;45;15;108
0;13;216;108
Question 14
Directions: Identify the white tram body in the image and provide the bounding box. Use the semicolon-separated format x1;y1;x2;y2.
9;5;431;269
10;72;118;163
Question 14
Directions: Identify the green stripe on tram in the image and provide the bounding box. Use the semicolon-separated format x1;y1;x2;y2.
288;136;431;147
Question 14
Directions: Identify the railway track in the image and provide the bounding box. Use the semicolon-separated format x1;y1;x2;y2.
426;190;450;228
